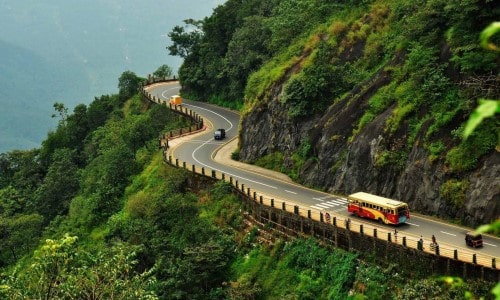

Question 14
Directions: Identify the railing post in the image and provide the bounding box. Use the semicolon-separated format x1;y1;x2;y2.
294;205;299;215
333;216;336;226
222;173;225;181
472;254;477;264
360;224;363;235
183;161;186;169
201;167;205;175
307;210;311;219
192;165;195;173
169;156;172;164
373;228;377;239
212;170;216;178
175;158;179;167
454;249;458;260
320;212;324;223
388;232;392;242
259;196;263;204
493;258;496;269
271;199;274;207
253;192;256;200
282;202;286;211
403;236;406;247
241;184;244;193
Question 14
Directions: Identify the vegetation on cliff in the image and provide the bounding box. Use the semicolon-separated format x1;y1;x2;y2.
170;0;499;227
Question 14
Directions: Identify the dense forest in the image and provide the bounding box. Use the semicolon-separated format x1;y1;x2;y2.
0;0;498;299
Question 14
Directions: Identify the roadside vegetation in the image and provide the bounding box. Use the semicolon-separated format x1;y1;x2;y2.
1;0;498;298
169;0;498;202
0;68;495;298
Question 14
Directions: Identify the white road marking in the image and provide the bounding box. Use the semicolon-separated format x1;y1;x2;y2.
314;203;335;209
319;202;338;208
328;199;347;205
310;205;324;210
185;104;277;190
440;231;457;237
184;103;234;132
313;197;348;205
285;190;297;194
483;242;497;247
405;222;419;226
180;140;226;145
161;86;181;98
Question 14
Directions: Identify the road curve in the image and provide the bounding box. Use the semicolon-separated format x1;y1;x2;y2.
145;81;500;262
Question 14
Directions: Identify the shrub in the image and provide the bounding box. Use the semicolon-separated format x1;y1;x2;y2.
445;120;497;172
440;179;468;208
385;103;415;134
375;150;408;170
427;141;445;162
253;151;285;173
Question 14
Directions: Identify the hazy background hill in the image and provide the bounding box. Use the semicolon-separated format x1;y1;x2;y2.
0;0;223;153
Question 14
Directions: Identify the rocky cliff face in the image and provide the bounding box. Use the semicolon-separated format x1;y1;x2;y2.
239;65;499;227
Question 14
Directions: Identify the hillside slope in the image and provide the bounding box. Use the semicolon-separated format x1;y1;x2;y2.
174;0;499;227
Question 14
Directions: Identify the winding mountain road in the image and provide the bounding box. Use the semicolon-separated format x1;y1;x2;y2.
145;81;500;263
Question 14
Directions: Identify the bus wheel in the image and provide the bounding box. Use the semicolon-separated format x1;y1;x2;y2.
378;218;384;224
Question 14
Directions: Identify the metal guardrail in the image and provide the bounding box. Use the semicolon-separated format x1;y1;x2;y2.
141;77;498;272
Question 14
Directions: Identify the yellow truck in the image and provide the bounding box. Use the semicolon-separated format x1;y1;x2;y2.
169;95;182;106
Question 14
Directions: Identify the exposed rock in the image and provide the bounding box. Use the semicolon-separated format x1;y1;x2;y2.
239;65;499;228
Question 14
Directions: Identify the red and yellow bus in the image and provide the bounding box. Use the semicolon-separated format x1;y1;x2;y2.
347;192;410;225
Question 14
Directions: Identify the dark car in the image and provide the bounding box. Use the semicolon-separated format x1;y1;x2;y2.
465;231;483;248
214;128;226;140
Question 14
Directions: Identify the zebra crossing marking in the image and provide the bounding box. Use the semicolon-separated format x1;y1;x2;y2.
310;198;348;211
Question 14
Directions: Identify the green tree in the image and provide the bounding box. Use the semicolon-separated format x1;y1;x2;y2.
0;186;26;217
153;64;173;78
118;71;142;102
0;213;43;265
86;94;119;132
167;19;203;58
224;15;272;101
34;148;80;223
0;235;157;299
0;150;44;203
